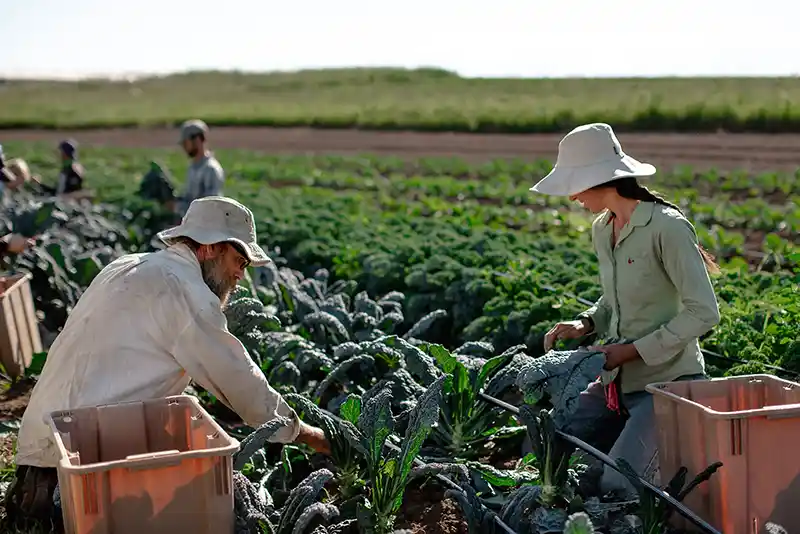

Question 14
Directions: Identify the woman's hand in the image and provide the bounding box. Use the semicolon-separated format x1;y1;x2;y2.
544;319;592;351
589;343;641;370
294;421;332;455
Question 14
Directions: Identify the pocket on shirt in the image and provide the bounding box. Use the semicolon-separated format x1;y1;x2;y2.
619;250;660;295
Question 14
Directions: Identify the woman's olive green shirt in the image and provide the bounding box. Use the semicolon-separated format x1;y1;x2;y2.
579;202;721;394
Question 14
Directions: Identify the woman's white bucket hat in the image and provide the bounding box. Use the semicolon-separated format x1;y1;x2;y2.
531;123;656;197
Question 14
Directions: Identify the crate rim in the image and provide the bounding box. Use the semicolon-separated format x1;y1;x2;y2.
646;373;800;420
46;394;240;474
0;271;33;299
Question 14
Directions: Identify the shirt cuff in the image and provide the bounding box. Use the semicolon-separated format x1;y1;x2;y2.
578;307;609;337
271;411;301;443
579;316;595;335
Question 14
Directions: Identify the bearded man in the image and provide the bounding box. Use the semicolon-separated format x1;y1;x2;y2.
5;196;329;529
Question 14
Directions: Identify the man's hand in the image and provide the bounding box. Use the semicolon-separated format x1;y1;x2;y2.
544;319;592;351
589;343;641;370
294;421;331;455
3;234;35;254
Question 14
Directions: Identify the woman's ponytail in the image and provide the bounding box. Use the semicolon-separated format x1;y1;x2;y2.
607;178;721;274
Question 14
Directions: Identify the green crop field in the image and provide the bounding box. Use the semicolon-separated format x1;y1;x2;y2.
0;142;797;533
2;69;800;132
3;140;797;365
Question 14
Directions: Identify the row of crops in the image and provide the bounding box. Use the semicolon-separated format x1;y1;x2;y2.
3;141;798;372
0;142;798;533
39;144;800;350
0;193;732;533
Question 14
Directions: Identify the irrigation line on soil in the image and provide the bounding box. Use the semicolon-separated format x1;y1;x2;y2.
320;407;519;534
477;392;722;534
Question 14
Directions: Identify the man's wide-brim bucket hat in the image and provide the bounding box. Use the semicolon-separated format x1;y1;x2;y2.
157;196;271;266
531;123;656;197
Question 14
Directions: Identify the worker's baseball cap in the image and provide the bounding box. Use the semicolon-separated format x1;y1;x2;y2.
179;119;209;143
157;196;271;266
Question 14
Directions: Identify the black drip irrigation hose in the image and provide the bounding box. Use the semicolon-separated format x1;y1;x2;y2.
477;392;722;534
318;393;720;534
319;392;719;534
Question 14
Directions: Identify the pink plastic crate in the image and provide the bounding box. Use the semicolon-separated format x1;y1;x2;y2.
47;395;238;534
647;374;800;534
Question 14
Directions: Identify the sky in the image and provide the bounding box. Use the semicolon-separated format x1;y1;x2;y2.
3;0;799;80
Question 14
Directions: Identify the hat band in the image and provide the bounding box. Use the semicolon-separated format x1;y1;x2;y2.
555;151;627;170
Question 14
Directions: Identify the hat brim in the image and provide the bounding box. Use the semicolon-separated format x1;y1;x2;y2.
530;155;656;197
157;227;271;267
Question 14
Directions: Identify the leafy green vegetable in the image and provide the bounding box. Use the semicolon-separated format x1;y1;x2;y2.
563;512;597;534
284;393;365;498
344;375;459;533
233;416;294;471
615;459;723;534
417;343;524;459
518;406;575;508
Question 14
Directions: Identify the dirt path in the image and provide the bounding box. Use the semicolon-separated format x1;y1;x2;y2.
5;128;800;172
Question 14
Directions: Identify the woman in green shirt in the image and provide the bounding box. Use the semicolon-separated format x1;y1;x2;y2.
532;123;721;497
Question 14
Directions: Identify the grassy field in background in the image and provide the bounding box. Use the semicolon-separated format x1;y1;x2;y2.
1;68;800;132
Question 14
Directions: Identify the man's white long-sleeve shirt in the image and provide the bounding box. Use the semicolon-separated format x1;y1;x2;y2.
16;243;299;468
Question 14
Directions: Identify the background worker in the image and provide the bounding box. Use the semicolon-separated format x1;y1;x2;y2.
178;119;225;215
0;144;11;184
0;145;36;255
6;196;330;530
1;155;33;194
0;144;37;199
534;123;721;497
0;144;19;205
30;140;88;199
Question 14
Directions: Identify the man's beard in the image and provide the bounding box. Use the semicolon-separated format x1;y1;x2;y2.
199;258;236;306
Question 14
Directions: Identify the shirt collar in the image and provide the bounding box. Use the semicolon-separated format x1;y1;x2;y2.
167;243;202;274
191;152;212;167
602;201;655;228
166;243;226;307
